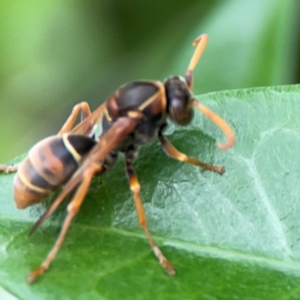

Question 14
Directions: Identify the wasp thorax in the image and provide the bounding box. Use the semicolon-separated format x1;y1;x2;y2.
164;76;194;126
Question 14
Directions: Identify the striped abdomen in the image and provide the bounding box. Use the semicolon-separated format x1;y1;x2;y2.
14;134;96;209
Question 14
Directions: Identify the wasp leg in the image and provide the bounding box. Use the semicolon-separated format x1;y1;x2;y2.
1;103;91;175
125;163;175;275
158;132;224;174
28;165;106;236
0;164;19;173
58;102;92;135
27;163;102;283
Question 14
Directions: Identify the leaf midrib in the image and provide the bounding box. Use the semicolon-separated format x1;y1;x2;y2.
2;215;299;277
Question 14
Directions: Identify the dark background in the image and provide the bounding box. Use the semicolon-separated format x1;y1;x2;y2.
0;0;299;161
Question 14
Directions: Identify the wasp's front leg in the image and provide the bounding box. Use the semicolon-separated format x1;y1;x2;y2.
158;131;224;174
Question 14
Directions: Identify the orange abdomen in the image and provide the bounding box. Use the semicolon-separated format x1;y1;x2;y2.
14;135;96;209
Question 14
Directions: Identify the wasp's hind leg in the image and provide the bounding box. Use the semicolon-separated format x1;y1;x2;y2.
58;102;92;135
0;164;19;173
27;163;103;283
0;103;92;174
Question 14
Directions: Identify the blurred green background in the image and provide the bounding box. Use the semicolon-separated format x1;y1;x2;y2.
0;0;299;161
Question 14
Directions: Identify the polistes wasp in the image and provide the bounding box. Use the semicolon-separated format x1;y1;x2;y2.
0;34;235;283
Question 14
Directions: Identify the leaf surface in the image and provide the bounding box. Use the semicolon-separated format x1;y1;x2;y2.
1;85;300;299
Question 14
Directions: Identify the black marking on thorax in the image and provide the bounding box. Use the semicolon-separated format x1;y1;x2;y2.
116;81;159;112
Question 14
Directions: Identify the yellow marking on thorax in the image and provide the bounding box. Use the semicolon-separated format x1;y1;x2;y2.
159;83;167;115
62;134;81;163
138;82;167;118
127;111;144;119
104;108;112;122
138;91;159;111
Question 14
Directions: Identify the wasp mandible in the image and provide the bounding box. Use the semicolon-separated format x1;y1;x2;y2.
0;34;235;283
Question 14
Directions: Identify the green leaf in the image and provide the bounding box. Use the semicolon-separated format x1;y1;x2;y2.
1;85;300;299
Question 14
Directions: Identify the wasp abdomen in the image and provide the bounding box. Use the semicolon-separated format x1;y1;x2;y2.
14;135;96;209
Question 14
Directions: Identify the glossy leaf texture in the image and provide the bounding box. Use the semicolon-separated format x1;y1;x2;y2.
1;85;300;299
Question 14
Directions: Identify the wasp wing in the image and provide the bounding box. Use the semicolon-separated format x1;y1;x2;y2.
29;116;140;236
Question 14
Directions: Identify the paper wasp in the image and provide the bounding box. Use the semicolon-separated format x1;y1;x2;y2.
0;34;235;283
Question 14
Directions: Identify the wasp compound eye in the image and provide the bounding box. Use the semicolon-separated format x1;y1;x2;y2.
169;98;193;126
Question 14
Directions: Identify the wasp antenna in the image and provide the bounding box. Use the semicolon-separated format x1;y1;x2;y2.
185;34;208;89
192;99;235;150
